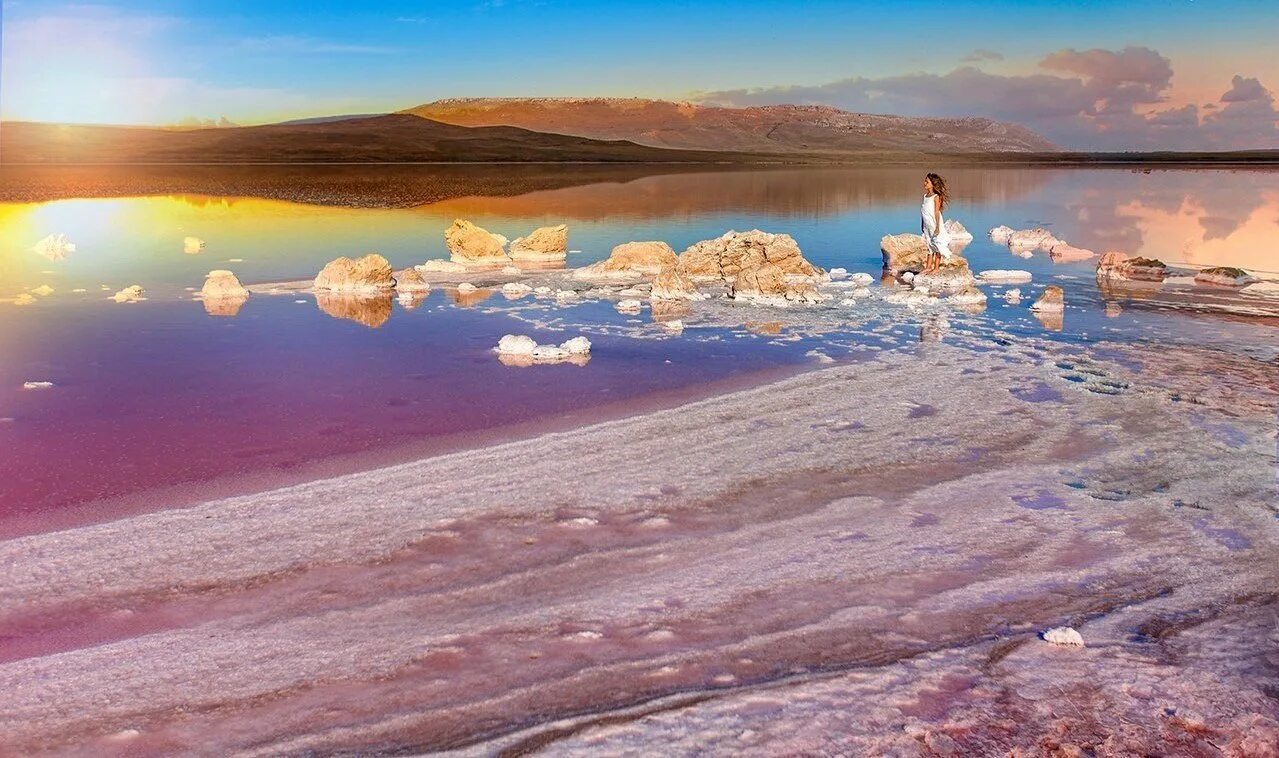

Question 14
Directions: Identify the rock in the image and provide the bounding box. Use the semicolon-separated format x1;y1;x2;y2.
1049;242;1097;261
1243;281;1279;297
680;230;820;280
111;285;145;303
880;233;930;274
650;300;691;322
561;336;592;355
418;259;468;273
575;241;678;279
828;267;848;280
315;292;393;328
31;285;54;296
1195;267;1256;287
500;282;533;298
31;233;75;261
496;334;591;366
445;219;509;265
555;289;580;303
1031;285;1065;312
730;263;786;302
849;272;875;287
496;334;537;356
650;265;704;301
200;270;249;299
509;224;567;262
1003;288;1023;303
944;219;974;242
1008;228;1064;251
183;236;206;255
988;225;1015;245
1043;626;1085;647
911;257;976;294
884;288;935;307
1096;251;1130;276
616;299;643;313
1097;252;1167;282
394;267;431;293
979;270;1032;284
22;381;55;390
948;284;988;306
314;254;395;292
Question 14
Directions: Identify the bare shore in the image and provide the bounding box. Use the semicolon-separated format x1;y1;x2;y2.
1;338;1276;755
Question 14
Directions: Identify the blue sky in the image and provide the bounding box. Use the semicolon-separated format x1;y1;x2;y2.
2;0;1277;148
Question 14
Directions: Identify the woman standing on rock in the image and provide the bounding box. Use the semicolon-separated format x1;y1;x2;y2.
921;173;952;274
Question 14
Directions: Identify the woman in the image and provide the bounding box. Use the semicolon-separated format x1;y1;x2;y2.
920;173;952;274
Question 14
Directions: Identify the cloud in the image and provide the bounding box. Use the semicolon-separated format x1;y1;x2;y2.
961;49;1004;64
695;47;1279;151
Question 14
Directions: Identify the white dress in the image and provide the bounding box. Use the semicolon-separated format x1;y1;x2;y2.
921;194;952;258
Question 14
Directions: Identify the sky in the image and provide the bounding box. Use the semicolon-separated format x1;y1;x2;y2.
1;0;1277;149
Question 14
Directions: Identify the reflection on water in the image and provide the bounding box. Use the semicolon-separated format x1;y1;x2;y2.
0;165;1275;528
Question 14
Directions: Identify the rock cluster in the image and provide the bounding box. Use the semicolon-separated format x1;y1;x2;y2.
495;334;592;366
680;230;821;281
314;253;396;293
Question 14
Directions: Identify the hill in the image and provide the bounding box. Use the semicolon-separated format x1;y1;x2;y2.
0;114;745;164
402;97;1059;154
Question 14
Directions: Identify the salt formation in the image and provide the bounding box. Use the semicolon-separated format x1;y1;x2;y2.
418;259;468;273
495;334;592;365
650;266;704;301
1031;286;1065;312
199;270;249;299
30;285;54;296
1096;252;1167;282
979;270;1032;283
679;230;821;281
314;254;395;293
1043;626;1085;647
22;381;55;390
1195;267;1256;287
1003;288;1023;303
31;233;75;261
500;282;532;298
849;272;875;287
948;284;988;306
111;285;145;303
1048;242;1096;261
394;268;431;293
509;224;568;263
988;225;1015;244
616;299;643;313
828;268;848;280
944;219;973;243
445;219;509;266
183;237;206;255
730;264;827;306
1007;228;1066;252
880;234;975;292
574;241;678;279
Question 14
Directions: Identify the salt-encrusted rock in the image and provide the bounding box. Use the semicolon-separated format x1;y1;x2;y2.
680;230;820;280
200;270;248;299
1003;288;1023;303
315;293;393;328
650;265;704;301
418;259;468;273
555;289;580;302
445;219;509;265
828;267;848;280
1096;251;1130;277
575;241;678;279
949;284;988;306
394;267;431;293
1243;281;1279;297
732;263;826;305
1096;252;1168;282
533;286;552;295
661;319;684;333
988;225;1015;245
111;285;145;303
944;219;974;243
31;284;54;296
911;257;976;294
314;254;395;292
500;282;532;298
561;336;592;355
457;282;477;293
183;236;206;255
616;299;643;313
1008;228;1064;251
496;334;537;356
1043;626;1085;647
850;272;875;287
880;233;930;274
23;381;55;390
979;269;1033;283
509;224;568;262
1031;285;1065;312
884;288;935;307
1049;242;1096;261
31;233;76;261
617;284;651;298
1195;267;1256;287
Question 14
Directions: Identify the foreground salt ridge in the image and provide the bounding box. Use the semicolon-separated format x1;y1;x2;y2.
0;339;1275;755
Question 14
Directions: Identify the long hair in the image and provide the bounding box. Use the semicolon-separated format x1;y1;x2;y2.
926;173;950;212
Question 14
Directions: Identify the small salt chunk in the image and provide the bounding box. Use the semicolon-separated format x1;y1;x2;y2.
1043;626;1084;647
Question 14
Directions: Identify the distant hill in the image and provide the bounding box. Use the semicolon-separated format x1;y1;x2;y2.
0;115;745;164
402;97;1059;154
275;114;388;126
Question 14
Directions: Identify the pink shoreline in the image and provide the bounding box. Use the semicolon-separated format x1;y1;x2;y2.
0;362;808;541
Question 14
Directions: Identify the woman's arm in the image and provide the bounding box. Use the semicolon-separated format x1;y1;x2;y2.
933;195;943;235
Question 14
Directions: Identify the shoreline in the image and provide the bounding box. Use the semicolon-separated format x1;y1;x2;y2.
1;340;1275;754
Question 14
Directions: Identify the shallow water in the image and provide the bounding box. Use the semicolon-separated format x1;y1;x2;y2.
1;165;1275;527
